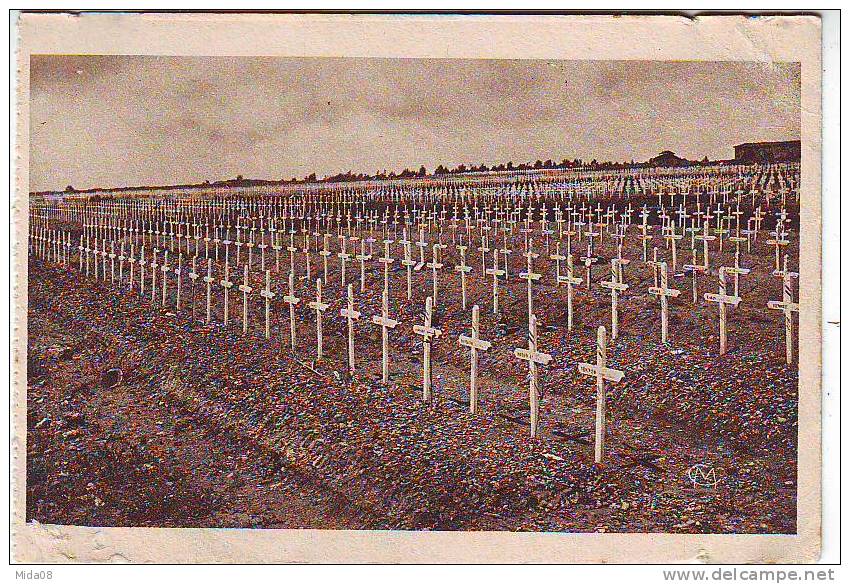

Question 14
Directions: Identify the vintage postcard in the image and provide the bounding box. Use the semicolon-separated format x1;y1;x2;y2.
12;13;823;564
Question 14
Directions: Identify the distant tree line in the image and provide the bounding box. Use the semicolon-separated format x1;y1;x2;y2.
315;158;650;184
47;153;717;195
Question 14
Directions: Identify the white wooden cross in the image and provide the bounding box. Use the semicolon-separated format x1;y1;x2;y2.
378;239;394;293
235;232;246;266
118;241;126;283
38;229;46;263
340;284;361;371
371;288;400;383
80;235;90;278
767;229;791;273
549;241;565;284
174;253;183;311
753;207;765;241
413;295;442;402
319;233;332;283
270;231;282;272
725;249;751;298
427;243;444;306
768;266;800;364
401;237;415;300
99;238;108;281
454;244;471;309
308;278;330;360
35;228;43;262
477;234;490;274
92;237;104;280
238;263;253;335
741;217;756;253
580;248;598;288
675;204;689;231
713;208;730;254
188;255;199;319
513;314;552;439
499;240;513;279
415;226;428;271
258;237;268;272
728;207;748;254
485;250;505;315
646;246;663;288
86;236;96;277
109;240;116;284
303;234;312;283
664;226;683;273
615;241;630;283
220;260;234;325
520;249;542;322
356;238;372;293
203;258;214;324
683;248;707;304
287;233;299;275
221;236;232;266
600;258;629;340
365;232;376;257
337;235;351;286
246;229;256;270
282;271;300;352
458;304;491;414
772;252;796;280
638;207;652;262
204;225;213;259
695;220;717;270
65;232;72;266
160;250;170;307
78;235;85;273
259;270;275;339
585;223;601;257
128;244;139;290
557;253;582;331
704;267;741;355
578;325;625;463
150;249;160;302
648;261;680;344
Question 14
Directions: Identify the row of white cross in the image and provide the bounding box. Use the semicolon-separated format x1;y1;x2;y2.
34;189;794;260
45;199;791;263
31;160;798;220
36;222;800;364
31;228;801;460
47;202;792;306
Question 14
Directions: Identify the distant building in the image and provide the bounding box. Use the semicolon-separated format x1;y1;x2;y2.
734;140;801;164
647;151;691;167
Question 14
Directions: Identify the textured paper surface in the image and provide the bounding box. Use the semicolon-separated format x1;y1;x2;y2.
12;13;822;563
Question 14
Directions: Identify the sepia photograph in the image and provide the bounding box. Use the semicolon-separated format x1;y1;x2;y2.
11;12;830;567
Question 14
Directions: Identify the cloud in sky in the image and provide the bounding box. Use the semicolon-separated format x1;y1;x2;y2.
29;56;800;192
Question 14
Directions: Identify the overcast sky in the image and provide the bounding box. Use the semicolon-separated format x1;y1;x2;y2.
29;56;800;192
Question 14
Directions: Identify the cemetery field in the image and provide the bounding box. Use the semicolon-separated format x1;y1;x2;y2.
25;204;799;533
